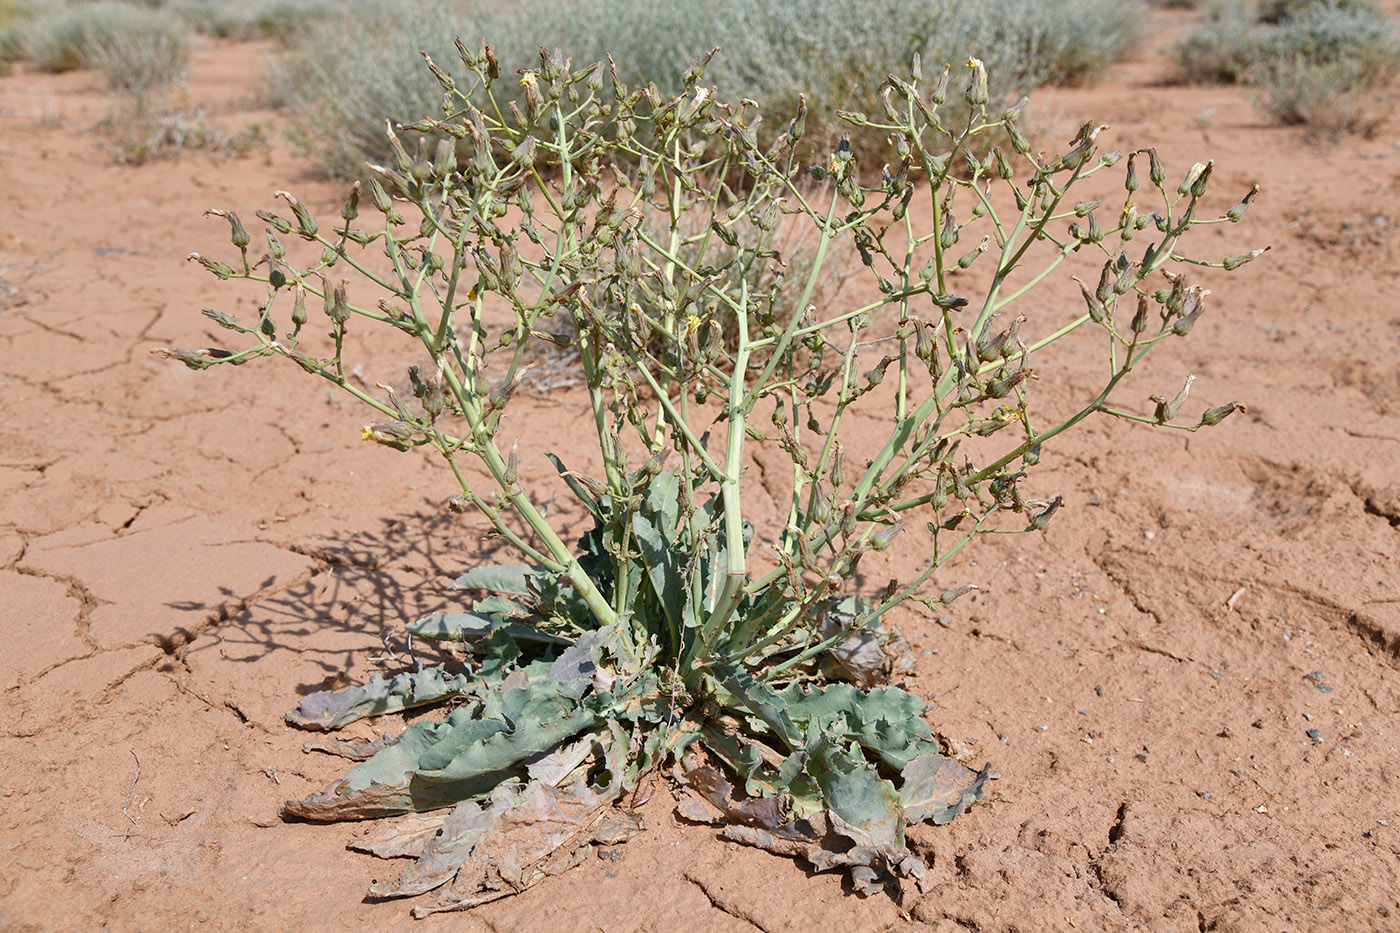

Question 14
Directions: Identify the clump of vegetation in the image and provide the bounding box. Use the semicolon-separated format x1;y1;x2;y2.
1173;0;1260;83
275;0;1145;178
165;47;1257;914
99;109;269;163
1175;0;1399;135
161;0;345;40
1;0;189;94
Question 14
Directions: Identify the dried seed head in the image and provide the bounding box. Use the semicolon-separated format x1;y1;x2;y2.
1029;496;1063;531
1199;401;1246;427
1150;373;1195;422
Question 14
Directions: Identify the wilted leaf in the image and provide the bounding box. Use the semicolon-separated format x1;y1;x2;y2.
349;810;449;859
409;776;643;917
547;624;621;699
899;754;995;825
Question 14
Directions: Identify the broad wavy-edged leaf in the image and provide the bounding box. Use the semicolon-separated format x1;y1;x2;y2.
713;663;800;750
631;470;687;632
286;665;476;730
282;677;602;821
899;753;995;825
451;564;542;596
781;682;940;770
407;610;570;647
806;739;903;847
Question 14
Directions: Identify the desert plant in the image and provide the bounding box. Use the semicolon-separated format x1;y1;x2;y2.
1174;0;1259;83
164;48;1258;914
82;3;189;99
3;0;188;94
1175;0;1399;134
1248;1;1399;133
275;0;1145;178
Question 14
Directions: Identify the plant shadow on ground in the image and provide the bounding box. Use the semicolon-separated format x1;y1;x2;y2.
170;500;557;698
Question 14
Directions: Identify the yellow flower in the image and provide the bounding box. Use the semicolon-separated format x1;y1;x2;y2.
359;425;374;442
685;314;702;335
520;71;538;92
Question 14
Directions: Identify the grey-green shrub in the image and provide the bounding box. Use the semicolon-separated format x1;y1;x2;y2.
84;4;190;96
4;0;189;94
161;0;344;39
276;0;1145;178
1250;2;1400;133
1176;0;1399;134
1173;0;1259;83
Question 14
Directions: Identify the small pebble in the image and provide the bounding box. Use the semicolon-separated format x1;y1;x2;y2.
1198;791;1212;801
1305;728;1321;741
1034;724;1048;732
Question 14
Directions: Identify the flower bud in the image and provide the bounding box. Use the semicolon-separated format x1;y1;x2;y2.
829;442;845;489
368;177;393;214
255;209;292;235
291;284;307;331
1147;148;1165;187
1074;276;1107;323
276;191;318;239
360;420;415;449
939;210;959;249
964;57;988;108
870;522;903;551
187;252;234;280
202;308;238;330
1124;153;1139;193
1222;247;1268;271
931;64;949;105
1023;443;1041;467
1226;185;1259;222
939;583;977;604
1006;121;1031;156
1131;293;1149;334
810;483;833;526
206;209;250;253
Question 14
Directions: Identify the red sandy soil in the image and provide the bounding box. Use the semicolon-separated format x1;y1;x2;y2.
2;12;1399;932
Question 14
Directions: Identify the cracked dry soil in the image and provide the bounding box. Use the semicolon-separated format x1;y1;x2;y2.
2;19;1400;933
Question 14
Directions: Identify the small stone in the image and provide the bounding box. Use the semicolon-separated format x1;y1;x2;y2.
1305;728;1321;741
1134;753;1147;763
1034;724;1047;732
1198;791;1212;801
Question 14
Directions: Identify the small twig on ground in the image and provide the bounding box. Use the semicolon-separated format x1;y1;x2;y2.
122;750;142;826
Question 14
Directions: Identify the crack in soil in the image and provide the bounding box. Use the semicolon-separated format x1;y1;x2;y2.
682;870;773;932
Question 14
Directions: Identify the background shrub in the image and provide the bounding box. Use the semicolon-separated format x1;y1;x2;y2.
3;0;189;94
275;0;1145;178
1175;0;1399;135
